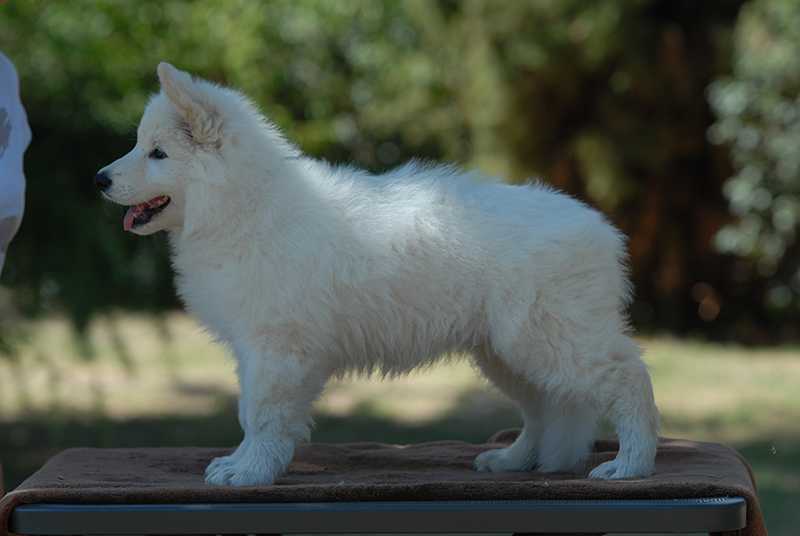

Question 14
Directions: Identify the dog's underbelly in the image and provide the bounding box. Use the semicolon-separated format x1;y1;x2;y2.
328;308;485;376
319;272;488;375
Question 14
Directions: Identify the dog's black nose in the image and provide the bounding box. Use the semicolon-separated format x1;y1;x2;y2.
95;171;112;191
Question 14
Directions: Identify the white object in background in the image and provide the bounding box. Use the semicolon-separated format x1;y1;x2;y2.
0;52;30;275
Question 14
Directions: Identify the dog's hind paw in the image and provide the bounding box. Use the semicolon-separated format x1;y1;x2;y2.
474;447;537;473
588;459;652;480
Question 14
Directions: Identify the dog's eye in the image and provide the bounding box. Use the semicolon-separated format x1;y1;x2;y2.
149;147;167;160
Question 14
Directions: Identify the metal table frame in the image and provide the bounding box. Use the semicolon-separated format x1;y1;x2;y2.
10;497;747;535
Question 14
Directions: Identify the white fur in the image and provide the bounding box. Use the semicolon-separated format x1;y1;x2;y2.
99;62;659;486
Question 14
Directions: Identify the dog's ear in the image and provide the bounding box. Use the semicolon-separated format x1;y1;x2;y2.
157;62;222;147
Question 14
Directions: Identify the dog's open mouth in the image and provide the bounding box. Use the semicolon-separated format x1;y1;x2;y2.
123;195;171;231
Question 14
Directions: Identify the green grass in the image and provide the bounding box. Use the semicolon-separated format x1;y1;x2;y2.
1;313;798;535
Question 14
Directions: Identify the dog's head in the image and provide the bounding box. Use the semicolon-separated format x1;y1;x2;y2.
96;62;231;236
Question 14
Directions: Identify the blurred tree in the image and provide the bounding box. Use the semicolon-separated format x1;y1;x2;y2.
0;0;794;343
391;0;750;337
709;0;800;326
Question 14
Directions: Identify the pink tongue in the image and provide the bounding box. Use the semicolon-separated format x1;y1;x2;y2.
123;205;145;232
123;196;168;232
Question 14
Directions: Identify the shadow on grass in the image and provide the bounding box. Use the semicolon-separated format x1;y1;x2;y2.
659;412;800;536
735;441;799;536
0;391;797;535
0;390;521;491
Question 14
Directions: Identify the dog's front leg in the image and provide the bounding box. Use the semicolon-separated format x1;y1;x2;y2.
205;345;323;486
204;357;251;478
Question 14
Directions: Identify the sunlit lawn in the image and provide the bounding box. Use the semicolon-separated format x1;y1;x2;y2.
1;313;798;535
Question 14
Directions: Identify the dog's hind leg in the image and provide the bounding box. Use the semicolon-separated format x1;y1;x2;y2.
588;335;659;479
474;342;599;474
473;348;542;472
535;398;599;473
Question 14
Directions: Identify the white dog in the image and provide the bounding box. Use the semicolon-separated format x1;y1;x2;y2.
97;62;659;486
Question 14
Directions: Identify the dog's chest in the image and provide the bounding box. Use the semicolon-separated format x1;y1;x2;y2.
172;255;256;341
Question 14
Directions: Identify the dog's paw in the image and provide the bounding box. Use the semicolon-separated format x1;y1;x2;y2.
204;452;282;486
588;459;652;480
205;440;249;480
204;436;293;486
474;447;536;473
205;459;276;486
205;452;240;480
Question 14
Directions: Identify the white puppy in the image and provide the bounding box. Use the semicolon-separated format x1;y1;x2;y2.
97;62;659;486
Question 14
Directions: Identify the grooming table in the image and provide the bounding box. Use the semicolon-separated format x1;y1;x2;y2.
0;433;765;536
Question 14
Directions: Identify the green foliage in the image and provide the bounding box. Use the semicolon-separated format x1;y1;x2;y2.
709;0;800;313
